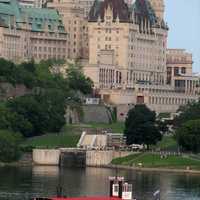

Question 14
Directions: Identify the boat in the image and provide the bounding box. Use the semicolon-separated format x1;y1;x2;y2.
31;176;133;200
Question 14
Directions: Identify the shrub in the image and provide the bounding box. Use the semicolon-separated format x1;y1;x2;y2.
0;130;22;162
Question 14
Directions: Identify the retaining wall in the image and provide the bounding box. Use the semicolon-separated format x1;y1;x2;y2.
82;105;110;123
33;149;60;165
86;150;132;166
33;149;132;167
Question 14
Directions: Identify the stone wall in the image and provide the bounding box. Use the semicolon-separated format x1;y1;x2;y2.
82;105;111;123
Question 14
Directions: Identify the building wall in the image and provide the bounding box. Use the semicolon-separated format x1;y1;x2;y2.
0;27;67;63
166;49;199;95
30;32;67;62
88;3;167;91
0;0;68;63
47;0;89;59
79;0;96;18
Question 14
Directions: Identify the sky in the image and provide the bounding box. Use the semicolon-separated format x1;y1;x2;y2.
165;0;200;73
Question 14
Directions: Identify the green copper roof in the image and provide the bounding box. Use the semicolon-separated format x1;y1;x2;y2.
0;0;66;33
0;2;14;15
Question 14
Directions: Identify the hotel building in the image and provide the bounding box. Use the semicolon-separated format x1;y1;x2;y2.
83;0;199;115
0;0;67;63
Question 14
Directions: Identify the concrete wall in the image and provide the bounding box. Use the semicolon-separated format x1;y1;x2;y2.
33;149;60;165
33;149;132;167
86;150;132;166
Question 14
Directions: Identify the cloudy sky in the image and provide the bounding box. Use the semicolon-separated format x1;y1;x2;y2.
165;0;200;73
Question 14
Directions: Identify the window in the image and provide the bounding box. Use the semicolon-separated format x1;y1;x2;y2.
174;67;179;76
181;67;186;74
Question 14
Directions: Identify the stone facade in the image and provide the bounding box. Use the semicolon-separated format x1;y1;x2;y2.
83;0;199;114
47;0;89;59
0;0;67;63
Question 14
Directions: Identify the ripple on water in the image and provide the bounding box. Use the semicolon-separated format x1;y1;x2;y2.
0;166;200;200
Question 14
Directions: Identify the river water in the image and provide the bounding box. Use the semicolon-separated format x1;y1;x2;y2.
0;166;200;200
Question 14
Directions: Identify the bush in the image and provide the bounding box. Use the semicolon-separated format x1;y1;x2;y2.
20;145;34;153
0;130;23;162
176;119;200;153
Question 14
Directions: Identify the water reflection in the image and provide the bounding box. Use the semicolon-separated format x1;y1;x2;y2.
0;166;200;200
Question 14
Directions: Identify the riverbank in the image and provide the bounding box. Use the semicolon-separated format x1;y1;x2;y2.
2;150;200;175
0;153;33;167
99;164;200;174
109;152;200;174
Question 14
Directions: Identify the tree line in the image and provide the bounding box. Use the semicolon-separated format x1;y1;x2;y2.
0;58;93;162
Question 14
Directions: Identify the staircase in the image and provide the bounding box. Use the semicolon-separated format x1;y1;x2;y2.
77;132;97;149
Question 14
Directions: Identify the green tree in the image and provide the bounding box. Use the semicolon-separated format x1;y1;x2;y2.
0;58;38;88
124;105;162;148
0;102;11;129
0;58;18;85
66;62;93;95
35;89;66;133
175;119;200;153
0;130;22;162
6;90;66;137
0;58;93;138
174;101;200;127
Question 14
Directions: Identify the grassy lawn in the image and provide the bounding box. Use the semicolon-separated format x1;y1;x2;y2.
111;153;200;170
61;122;125;133
21;133;80;149
155;135;178;151
21;125;81;149
21;122;124;149
88;122;125;133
